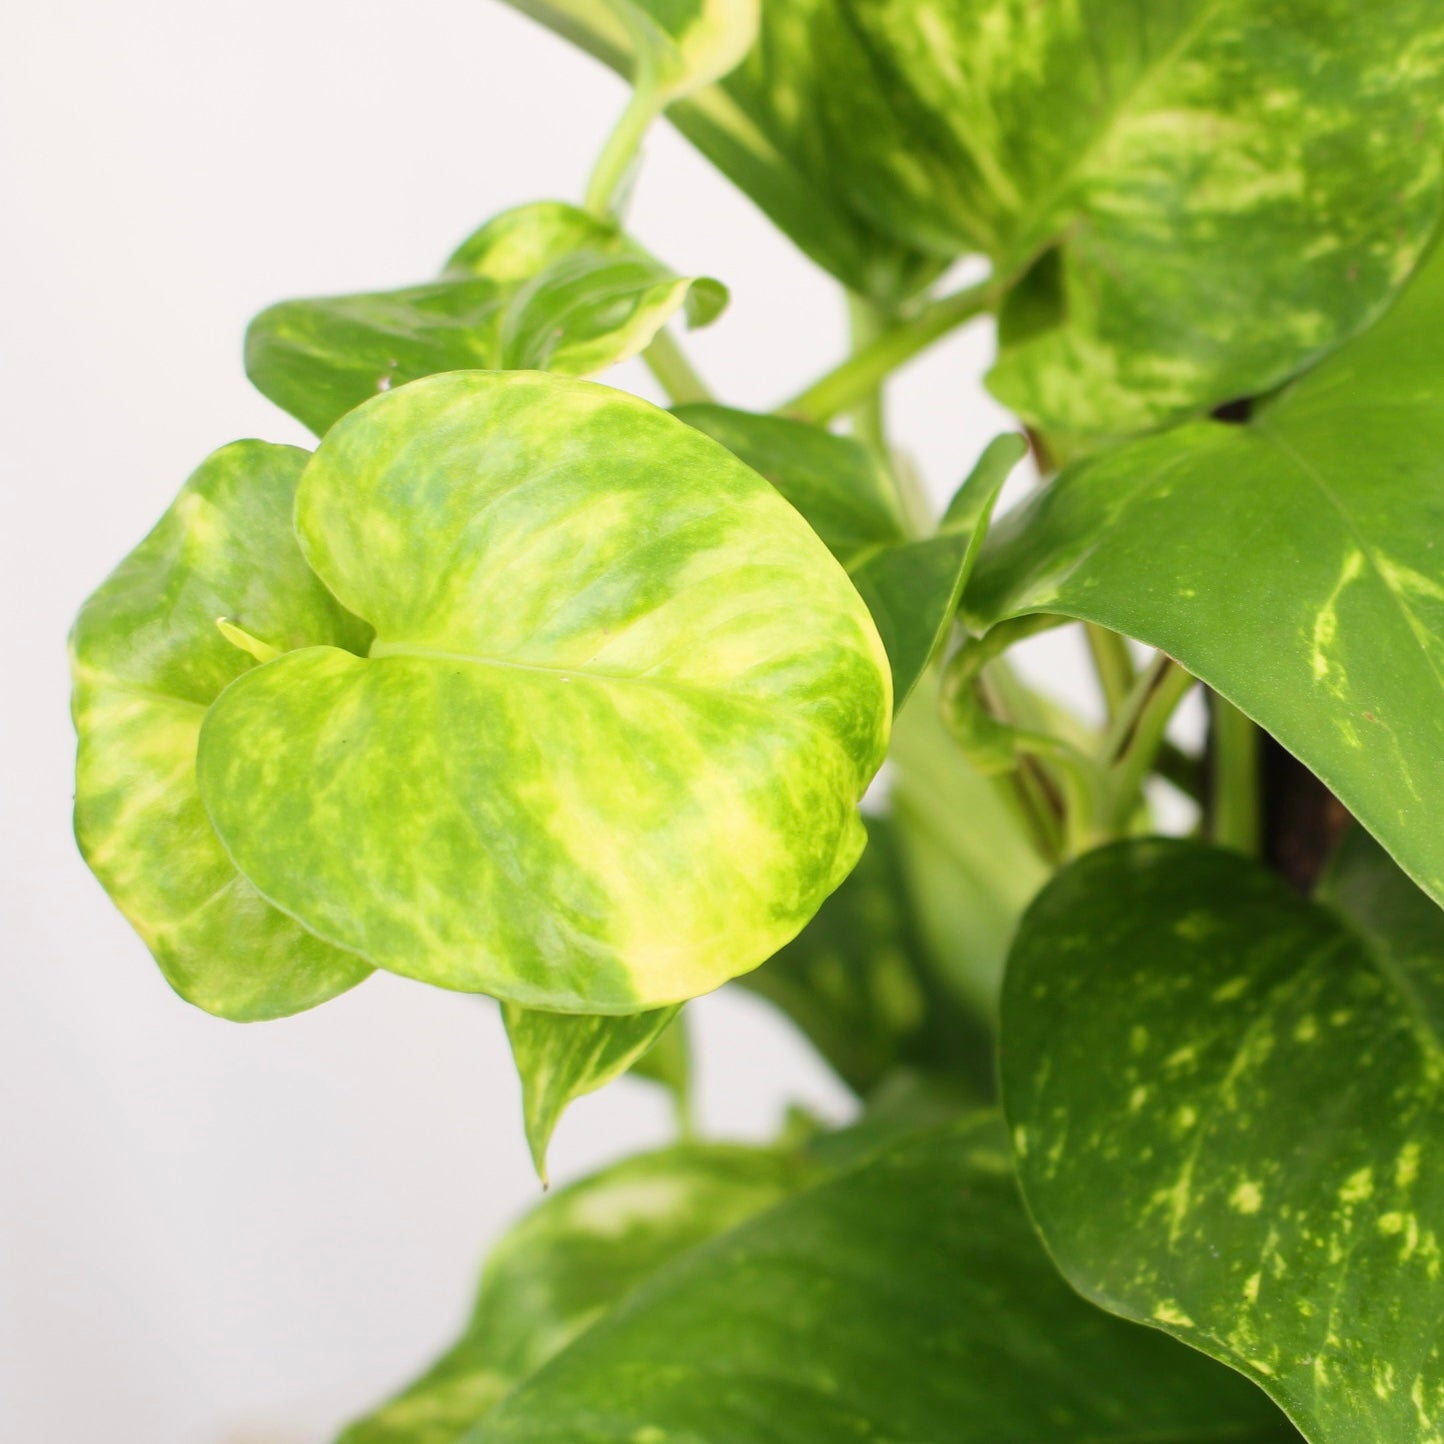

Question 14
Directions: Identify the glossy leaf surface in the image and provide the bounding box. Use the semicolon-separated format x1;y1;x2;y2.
199;372;891;1012
849;0;1444;434
70;442;373;1019
967;245;1444;911
1004;836;1444;1444
739;816;992;1097
339;1141;804;1444
502;1003;681;1179
677;405;1023;708
470;1118;1295;1443
247;202;724;436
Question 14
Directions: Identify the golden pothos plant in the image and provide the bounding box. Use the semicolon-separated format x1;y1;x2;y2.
71;3;1444;1440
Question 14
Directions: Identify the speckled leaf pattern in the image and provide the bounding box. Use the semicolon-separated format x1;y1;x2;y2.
467;1117;1295;1443
502;1002;682;1179
1004;836;1444;1444
966;244;1444;913
69;442;373;1019
739;816;993;1097
676;405;1024;709
338;1141;806;1444
198;372;891;1012
849;0;1444;434
246;201;725;436
499;1;942;300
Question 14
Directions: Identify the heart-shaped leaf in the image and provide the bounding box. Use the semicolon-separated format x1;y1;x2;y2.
847;0;1444;435
1003;834;1444;1444
967;243;1444;913
337;1139;806;1444
502;1002;682;1180
70;442;373;1019
676;405;1025;708
197;372;891;1013
246;201;725;436
466;1117;1295;1444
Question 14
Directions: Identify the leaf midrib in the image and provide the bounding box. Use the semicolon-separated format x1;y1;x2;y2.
364;639;860;769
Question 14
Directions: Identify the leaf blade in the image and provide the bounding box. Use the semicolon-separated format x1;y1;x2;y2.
199;373;891;1012
1003;836;1444;1444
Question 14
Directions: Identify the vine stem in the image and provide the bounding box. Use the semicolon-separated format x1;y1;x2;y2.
642;329;713;404
1085;622;1136;723
1211;695;1262;854
584;82;660;218
780;277;1001;423
1101;656;1197;833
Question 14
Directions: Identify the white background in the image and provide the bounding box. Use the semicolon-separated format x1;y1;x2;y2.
3;4;1028;1440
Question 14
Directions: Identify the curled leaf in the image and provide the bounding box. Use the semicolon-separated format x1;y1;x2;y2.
70;442;372;1019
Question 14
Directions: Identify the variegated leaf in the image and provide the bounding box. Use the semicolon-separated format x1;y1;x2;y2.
70;442;373;1019
197;372;891;1013
966;243;1444;914
469;1117;1295;1443
1004;834;1444;1444
246;201;725;436
848;0;1444;435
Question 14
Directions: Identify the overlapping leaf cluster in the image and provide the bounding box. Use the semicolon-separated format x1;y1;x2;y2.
69;2;1444;1441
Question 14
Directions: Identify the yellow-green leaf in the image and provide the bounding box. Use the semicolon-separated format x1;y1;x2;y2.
197;372;891;1013
70;442;373;1019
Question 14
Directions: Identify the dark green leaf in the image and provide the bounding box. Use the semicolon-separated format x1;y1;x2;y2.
197;373;891;1012
502;1003;682;1181
338;1140;807;1444
676;405;1024;708
967;243;1444;915
70;442;373;1019
469;1117;1295;1444
246;201;725;436
1004;835;1444;1444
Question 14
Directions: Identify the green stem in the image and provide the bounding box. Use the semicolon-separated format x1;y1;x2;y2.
584;82;661;218
1211;694;1262;855
1085;622;1136;723
845;292;891;456
642;328;713;404
781;277;1000;424
1102;657;1197;833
